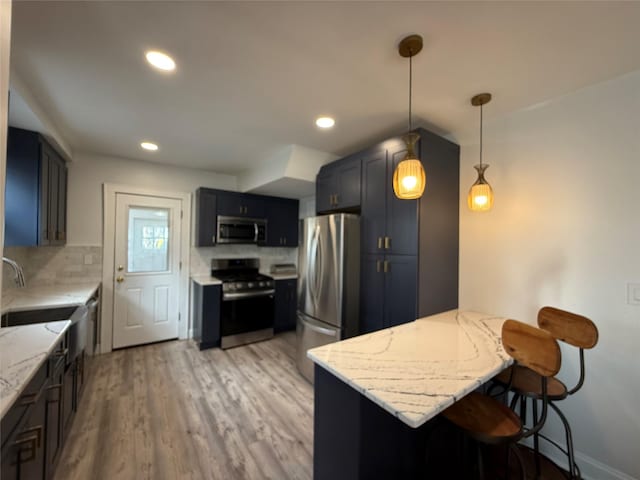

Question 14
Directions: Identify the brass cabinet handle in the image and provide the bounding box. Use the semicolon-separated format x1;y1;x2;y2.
117;265;124;271
383;260;389;273
377;237;383;249
19;393;38;407
116;276;124;283
334;193;339;205
20;425;43;448
376;260;382;273
384;237;391;249
52;348;69;358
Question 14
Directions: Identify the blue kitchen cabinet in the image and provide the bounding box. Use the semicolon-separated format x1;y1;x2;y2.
195;188;217;246
265;197;299;247
4;127;68;246
360;254;417;333
316;155;361;214
274;278;297;332
325;127;459;335
217;191;265;218
192;282;222;349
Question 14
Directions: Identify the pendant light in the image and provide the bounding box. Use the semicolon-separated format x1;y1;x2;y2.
392;34;426;200
468;93;494;211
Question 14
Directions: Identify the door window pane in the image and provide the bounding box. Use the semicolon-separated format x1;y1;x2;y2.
128;207;170;272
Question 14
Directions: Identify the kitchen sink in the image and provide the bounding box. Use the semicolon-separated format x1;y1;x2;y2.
1;306;78;328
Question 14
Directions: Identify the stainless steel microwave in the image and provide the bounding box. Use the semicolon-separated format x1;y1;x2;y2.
216;216;267;244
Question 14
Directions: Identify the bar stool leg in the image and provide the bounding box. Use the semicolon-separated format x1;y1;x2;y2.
550;402;579;479
532;398;541;478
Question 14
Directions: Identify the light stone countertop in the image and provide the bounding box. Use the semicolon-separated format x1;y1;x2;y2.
191;275;223;286
262;272;298;281
1;283;101;315
307;309;512;429
0;320;71;418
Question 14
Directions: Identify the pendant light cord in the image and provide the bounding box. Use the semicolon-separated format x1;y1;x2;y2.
479;103;483;167
408;52;413;132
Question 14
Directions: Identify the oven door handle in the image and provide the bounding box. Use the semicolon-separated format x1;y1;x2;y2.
254;223;259;242
222;289;275;301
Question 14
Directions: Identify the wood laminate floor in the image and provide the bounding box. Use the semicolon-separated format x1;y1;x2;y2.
55;332;314;480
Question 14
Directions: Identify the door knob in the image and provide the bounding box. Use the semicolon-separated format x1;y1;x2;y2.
116;276;124;283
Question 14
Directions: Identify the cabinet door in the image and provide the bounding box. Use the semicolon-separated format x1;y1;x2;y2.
62;366;74;436
195;188;217;246
46;365;64;478
55;155;68;245
217;192;265;218
335;156;361;209
47;151;67;246
360;254;385;334
386;143;418;256
39;141;53;245
383;255;418;328
360;148;388;254
4;127;40;247
274;279;297;332
316;167;335;214
265;198;299;247
16;389;47;480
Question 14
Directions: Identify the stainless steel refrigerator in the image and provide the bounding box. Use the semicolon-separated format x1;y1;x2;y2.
296;213;360;383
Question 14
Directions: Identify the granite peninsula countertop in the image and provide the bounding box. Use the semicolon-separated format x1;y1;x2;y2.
0;320;71;418
307;310;512;429
1;283;101;315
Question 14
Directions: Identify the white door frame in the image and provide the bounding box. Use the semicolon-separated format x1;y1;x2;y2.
101;183;191;353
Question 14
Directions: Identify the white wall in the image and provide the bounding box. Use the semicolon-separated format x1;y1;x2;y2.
457;70;640;479
67;152;236;246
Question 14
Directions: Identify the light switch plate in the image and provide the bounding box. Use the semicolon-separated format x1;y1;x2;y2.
627;283;640;306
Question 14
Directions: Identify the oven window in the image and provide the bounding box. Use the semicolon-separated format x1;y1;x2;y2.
220;295;274;337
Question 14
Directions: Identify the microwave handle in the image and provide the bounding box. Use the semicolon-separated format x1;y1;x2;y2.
254;223;259;242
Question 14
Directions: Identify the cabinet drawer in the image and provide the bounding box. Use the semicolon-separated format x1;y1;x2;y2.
0;357;48;449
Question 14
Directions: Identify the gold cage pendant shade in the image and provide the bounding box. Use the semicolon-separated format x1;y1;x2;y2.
468;164;494;211
393;132;426;199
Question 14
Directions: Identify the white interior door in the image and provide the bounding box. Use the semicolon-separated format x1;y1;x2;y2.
112;193;181;349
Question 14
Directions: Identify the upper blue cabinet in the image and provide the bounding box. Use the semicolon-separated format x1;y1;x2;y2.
316;154;362;214
4;127;68;247
194;187;299;247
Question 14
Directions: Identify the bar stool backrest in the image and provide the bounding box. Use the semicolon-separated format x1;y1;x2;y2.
502;319;561;378
537;306;599;349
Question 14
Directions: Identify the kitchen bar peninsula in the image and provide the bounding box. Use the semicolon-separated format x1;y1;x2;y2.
307;310;512;479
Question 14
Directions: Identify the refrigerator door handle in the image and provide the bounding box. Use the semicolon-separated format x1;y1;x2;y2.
310;225;320;310
301;316;339;337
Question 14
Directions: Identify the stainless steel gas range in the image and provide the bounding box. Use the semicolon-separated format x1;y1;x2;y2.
211;258;275;349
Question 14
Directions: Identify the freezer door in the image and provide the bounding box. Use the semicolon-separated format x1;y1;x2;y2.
296;312;340;384
298;215;345;328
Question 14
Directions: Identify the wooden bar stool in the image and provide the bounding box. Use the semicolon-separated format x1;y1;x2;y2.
442;319;561;479
493;306;599;478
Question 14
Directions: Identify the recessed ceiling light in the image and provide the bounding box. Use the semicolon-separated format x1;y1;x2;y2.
140;142;159;151
145;50;176;72
316;116;335;129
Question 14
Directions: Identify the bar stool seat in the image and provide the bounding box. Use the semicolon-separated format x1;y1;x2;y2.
443;392;522;444
495;365;567;400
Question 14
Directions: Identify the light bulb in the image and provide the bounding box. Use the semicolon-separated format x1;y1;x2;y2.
401;175;417;190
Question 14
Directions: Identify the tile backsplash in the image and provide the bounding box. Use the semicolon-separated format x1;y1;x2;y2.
2;243;297;292
2;246;103;290
190;245;297;276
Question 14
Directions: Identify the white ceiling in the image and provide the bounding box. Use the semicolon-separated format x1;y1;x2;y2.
9;1;640;176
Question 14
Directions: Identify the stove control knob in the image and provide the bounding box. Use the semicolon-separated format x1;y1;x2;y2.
259;281;265;287
235;282;243;290
227;284;235;291
248;282;255;288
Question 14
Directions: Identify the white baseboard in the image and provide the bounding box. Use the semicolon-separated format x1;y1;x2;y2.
521;438;637;480
188;328;194;339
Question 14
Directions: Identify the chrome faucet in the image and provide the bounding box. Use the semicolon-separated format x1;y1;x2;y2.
2;257;26;288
